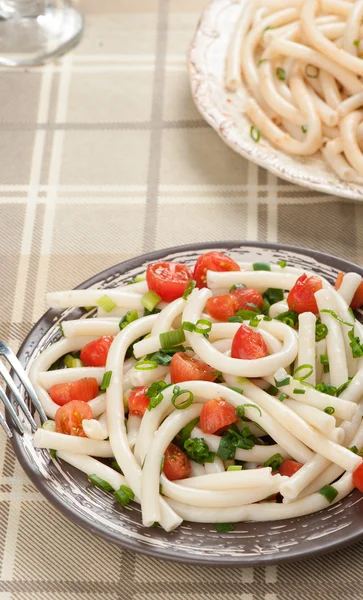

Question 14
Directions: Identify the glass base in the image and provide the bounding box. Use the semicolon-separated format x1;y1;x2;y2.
0;3;83;66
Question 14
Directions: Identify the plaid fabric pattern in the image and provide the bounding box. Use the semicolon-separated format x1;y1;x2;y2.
0;0;363;597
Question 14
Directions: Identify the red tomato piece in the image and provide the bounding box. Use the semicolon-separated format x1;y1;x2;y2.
199;398;238;435
278;459;303;477
49;377;99;406
163;442;191;480
335;272;363;310
128;386;150;416
193;251;240;288
80;336;114;367
55;400;92;436
287;274;322;314
146;262;193;302
231;287;263;311
205;294;238;321
231;324;268;360
169;352;218;384
353;462;363;492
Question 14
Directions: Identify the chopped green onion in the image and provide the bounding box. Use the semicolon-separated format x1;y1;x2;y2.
228;386;244;394
160;457;165;474
265;384;278;396
305;64;319;78
324;406;335;415
111;460;123;473
315;319;328;341
146;381;168;410
229;283;246;292
236;404;262;418
354;39;360;46
100;370;112;391
261;297;271;314
275;310;298;328
277;260;287;268
148;345;186;366
217;427;256;460
253;262;271;271
227;465;242;471
182;321;196;332
274;375;290;387
301;125;307;134
320;354;330;374
88;474;113;492
143;307;161;316
42;420;56;432
183;280;196;300
119;310;139;330
263;25;273;33
263;288;284;304
293;364;313;382
276;67;286;80
349;445;359;454
184;438;215;464
258;58;268;66
64;354;84;368
278;393;287;401
195;319;212;334
348;328;363;358
315;382;337;396
249;316;260;327
263;453;283;471
293;388;305;394
84;306;95;312
336;378;352;396
228;311;257;322
178;417;200;445
318;484;338;503
49;449;57;459
171;385;194;409
134;360;158;370
159;328;186;348
250;125;261;143
114;485;135;507
97;294;117;313
320;309;353;327
214;523;234;532
135;273;146;282
141;290;161;312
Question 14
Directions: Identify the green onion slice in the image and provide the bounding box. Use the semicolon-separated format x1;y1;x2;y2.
275;310;298;328
318;484;338;503
141;290;161;312
301;125;307;134
277;260;287;268
229;283;246;292
100;370;112;391
250;125;261;143
183;280;196;300
293;388;305;394
276;67;286;80
263;453;283;470
315;319;328;341
171;385;194;409
97;294;117;313
178;417;199;445
349;445;359;454
134;360;158;371
159;328;186;348
195;319;212;334
236;403;262;418
253;262;271;271
119;310;139;330
42;420;56;432
293;364;313;382
88;474;113;492
324;406;335;415
227;465;242;471
274;375;290;387
305;64;319;78
214;523;234;532
320;309;353;326
114;485;135;507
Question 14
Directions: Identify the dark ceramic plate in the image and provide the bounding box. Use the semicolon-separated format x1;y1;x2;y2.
9;242;363;566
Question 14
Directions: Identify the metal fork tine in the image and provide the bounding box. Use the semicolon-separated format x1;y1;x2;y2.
0;411;12;438
0;342;47;423
0;361;37;431
0;386;24;434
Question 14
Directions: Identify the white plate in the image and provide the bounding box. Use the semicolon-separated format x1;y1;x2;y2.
188;0;363;201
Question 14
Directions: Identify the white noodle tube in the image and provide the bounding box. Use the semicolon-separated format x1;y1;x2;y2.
128;365;169;388
127;414;141;450
315;339;326;383
166;471;354;523
306;86;339;127
265;370;357;420
57;451;127;492
269;300;289;318
321;144;357;182
226;0;256;91
319;69;341;109
29;336;99;419
82;416;108;440
47;289;144;310
33;429;114;457
207;270;299;291
343;0;363;56
234;379;361;472
190;461;206;477
283;399;340;438
175;467;278;490
88;394;106;419
336;272;362;306
331;289;359;377
315;288;349;386
341;111;363;177
62;318;120;337
104;314;182;532
259;60;304;124
183;289;298;377
151;297;186;336
338;93;363;117
38;367;105;389
204;457;225;474
297;312;316;385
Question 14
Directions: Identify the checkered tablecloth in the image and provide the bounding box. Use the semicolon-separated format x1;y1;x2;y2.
1;0;363;598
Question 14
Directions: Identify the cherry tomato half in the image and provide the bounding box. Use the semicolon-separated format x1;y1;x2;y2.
170;352;218;384
231;324;268;360
128;386;150;416
49;377;99;406
287;274;322;314
353;461;363;492
163;442;191;480
335;272;363;310
146;262;193;302
206;287;264;321
55;400;92;436
80;336;114;367
193;251;240;288
278;459;303;477
199;398;238;435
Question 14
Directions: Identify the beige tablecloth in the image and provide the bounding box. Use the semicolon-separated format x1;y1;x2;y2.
1;0;363;597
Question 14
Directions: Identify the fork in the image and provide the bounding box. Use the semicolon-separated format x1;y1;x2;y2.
0;340;47;437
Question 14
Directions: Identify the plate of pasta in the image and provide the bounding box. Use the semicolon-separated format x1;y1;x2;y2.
10;241;363;566
188;0;363;200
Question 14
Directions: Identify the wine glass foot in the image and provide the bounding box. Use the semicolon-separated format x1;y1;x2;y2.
0;4;83;67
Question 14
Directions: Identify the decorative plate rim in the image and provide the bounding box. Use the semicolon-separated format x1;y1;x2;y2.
9;241;363;566
187;0;363;201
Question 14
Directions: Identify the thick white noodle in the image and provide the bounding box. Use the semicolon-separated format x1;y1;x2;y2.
88;394;107;419
82;417;108;440
204;458;225;474
297;312;316;385
338;93;363;117
226;0;256;91
151;297;186;336
341;111;363;177
319;69;341;109
283;399;340;438
174;468;279;490
38;367;105;388
46;289;144;310
321;144;357;181
190;461;206;477
62;318;120;337
331;288;359;377
207;269;299;291
127;414;141;450
315;339;326;383
343;0;363;56
336;272;362;305
269;300;289;318
56;451;127;492
33;429;114;457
